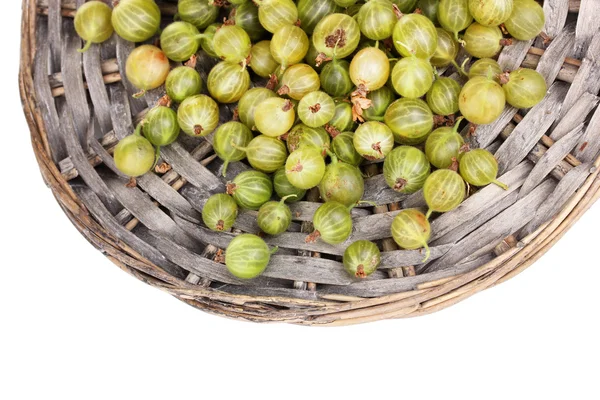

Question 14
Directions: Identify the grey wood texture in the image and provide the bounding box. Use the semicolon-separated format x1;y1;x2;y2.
573;1;600;59
543;0;570;38
33;21;66;163
495;82;570;175
549;93;598;141
520;124;585;198
82;44;112;136
573;106;600;163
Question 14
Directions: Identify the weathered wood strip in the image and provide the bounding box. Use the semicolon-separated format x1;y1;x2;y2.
535;23;576;88
573;1;600;59
497;39;534;71
402;189;427;209
60;107;119;212
559;31;600;123
46;0;62;72
212;285;324;303
363;174;409;205
101;171;199;250
520;124;585;198
543;0;570;38
160;142;224;193
60;19;90;151
426;180;557;272
495;82;570;175
520;163;596;238
431;161;532;242
74;186;186;279
82;44;113;135
380;245;454;268
33;21;66;162
549;93;598;141
573;106;600;163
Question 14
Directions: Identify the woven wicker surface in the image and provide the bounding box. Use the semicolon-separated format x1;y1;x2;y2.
20;0;600;325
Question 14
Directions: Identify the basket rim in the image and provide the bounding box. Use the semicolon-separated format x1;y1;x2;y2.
19;0;600;325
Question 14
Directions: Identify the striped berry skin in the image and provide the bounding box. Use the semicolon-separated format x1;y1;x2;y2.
353;122;395;161
459;77;506;125
273;167;307;203
332;132;362;166
125;45;170;91
207;62;251;104
200;23;220;58
463;23;503;59
384;98;434;145
285;146;326;190
111;0;161;43
142;106;180;147
227;170;274;211
438;0;473;39
504;0;545;41
343;240;381;279
249;41;279;78
257;196;295;236
270;25;310;70
286;124;330;155
349;47;390;92
278;64;321;101
165;66;203;104
468;0;513;27
312;14;361;59
177;0;219;30
202;194;238;233
423;169;466;217
225;234;275;279
383;146;431;194
319;155;364;207
240;135;289;174
392;13;438;59
254;98;296;138
74;1;114;52
309;202;353;245
356;0;397;41
390;57;434;99
160;22;201;62
391;209;431;262
363;87;396;122
468;58;502;81
426;77;462;116
255;0;299;34
459;149;508;190
297;0;342;35
177;94;220;137
213;25;252;65
298;91;336;128
232;2;267;42
430;28;459;68
320;60;353;98
425;121;466;169
502;69;547;110
213;122;254;178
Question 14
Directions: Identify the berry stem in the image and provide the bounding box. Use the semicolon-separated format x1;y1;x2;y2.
452;116;465;134
492;179;509;191
222;160;230;177
279;194;298;204
421;242;431;262
78;40;92;53
426;209;433;220
269;246;279;255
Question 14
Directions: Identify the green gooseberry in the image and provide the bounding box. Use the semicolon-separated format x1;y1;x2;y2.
74;1;114;53
306;201;354;245
257;195;297;236
285;146;327;190
270;25;310;70
165;66;203;104
390;57;434;99
343;240;381;279
458;76;506;125
463;23;504;59
207;61;251;104
363;87;396;122
213;122;253;177
423;169;466;218
297;91;336;128
383;146;431;194
426;77;462;116
177;94;220;137
227;170;274;210
249;40;280;78
112;0;161;43
286;124;330;155
142;106;180;148
225;234;277;279
160;22;202;62
332;132;363;166
384;98;434;145
202;193;238;232
430;28;459;68
238;87;277;131
425;117;466;169
391;209;431;262
353;122;395;161
319;153;365;206
178;0;219;30
459;149;508;189
234;135;288;173
393;13;438;59
114;125;155;178
254;98;296;137
501;68;547;109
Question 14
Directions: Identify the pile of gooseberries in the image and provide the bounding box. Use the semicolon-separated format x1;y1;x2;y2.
74;0;548;280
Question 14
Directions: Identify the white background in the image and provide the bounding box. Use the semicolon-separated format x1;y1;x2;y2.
2;3;599;399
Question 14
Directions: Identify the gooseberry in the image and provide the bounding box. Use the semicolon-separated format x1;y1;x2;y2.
177;94;220;137
298;91;336;128
285;146;327;190
343;240;381;278
273;167;307;203
213;24;252;65
501;68;547;109
270;25;310;70
202;193;239;232
277;64;321;101
332;132;363;166
255;0;299;34
307;201;353;245
349;47;390;92
235;135;288;173
426;77;462;116
165;66;203;104
287;124;330;155
114;126;155;177
227;170;274;210
178;0;219;30
160;22;201;62
391;209;431;262
125;45;170;94
213;122;254;177
74;1;113;53
207;61;251;104
357;0;398;41
425;117;466;169
254;98;296;137
423;169;466;218
142;106;180;148
112;0;161;43
459;149;508;189
353;121;395;161
225;234;277;279
390;57;434;99
504;0;545;41
383;146;431;194
393;13;438;59
468;0;513;26
257;195;297;236
312;13;361;59
319;154;365;206
384;98;434;145
238;87;277;130
458;76;506;125
463;22;503;58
